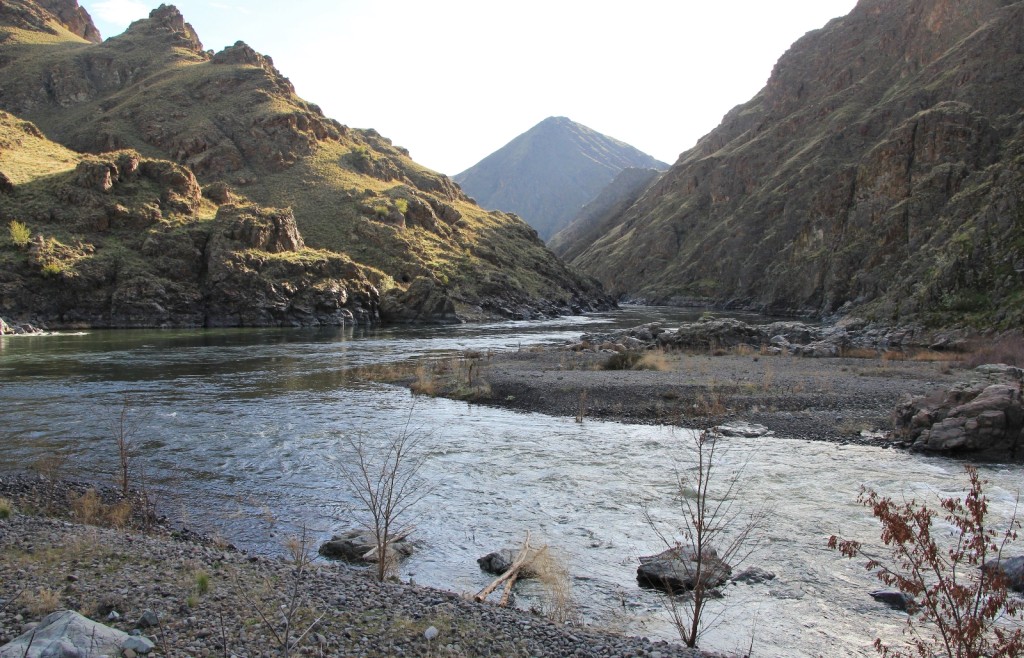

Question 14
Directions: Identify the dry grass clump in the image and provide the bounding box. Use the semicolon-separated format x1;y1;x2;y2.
532;547;581;626
69;488;134;528
24;587;61;617
964;334;1024;368
841;347;880;359
0;496;14;519
603;349;673;371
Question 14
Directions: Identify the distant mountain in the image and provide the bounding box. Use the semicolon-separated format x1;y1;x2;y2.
547;167;662;263
454;117;667;241
0;1;611;327
564;0;1024;329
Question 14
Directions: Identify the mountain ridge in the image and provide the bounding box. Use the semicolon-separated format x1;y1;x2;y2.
561;0;1024;328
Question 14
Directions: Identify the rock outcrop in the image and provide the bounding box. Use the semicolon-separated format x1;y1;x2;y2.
893;365;1024;457
0;610;154;657
562;0;1024;329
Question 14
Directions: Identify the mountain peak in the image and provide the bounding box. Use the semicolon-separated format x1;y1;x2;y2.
124;3;203;53
456;118;667;241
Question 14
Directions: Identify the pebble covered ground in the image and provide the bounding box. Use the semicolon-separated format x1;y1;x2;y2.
453;348;965;445
0;477;707;658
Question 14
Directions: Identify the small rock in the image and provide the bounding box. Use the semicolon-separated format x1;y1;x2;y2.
424;625;439;641
135;609;159;629
870;589;913;611
123;635;155;654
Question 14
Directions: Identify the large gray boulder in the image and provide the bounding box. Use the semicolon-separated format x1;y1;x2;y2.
318;529;414;564
983;555;1024;592
894;365;1024;457
0;609;153;657
636;545;732;592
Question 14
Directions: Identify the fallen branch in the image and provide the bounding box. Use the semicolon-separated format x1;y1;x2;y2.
475;531;531;604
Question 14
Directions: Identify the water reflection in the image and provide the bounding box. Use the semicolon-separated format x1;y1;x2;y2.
0;308;1017;657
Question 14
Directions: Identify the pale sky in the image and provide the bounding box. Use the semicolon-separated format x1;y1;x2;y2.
79;1;859;175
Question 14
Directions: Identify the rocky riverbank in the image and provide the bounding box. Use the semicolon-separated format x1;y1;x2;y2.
0;476;705;658
402;319;992;450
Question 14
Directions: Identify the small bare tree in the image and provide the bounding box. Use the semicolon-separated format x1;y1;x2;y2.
111;393;145;497
643;428;767;648
336;415;432;581
828;466;1023;657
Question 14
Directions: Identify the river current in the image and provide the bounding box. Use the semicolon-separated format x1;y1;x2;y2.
1;308;1021;657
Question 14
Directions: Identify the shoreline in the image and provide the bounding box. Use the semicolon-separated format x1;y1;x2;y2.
0;475;703;658
404;346;967;447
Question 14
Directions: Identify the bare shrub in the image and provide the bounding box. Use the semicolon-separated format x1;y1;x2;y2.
643;429;767;648
235;526;324;657
828;466;1023;657
335;414;432;581
111;393;148;497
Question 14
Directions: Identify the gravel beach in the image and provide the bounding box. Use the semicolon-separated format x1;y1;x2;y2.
0;476;704;658
443;347;966;445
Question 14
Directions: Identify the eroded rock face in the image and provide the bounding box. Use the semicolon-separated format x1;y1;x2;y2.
894;365;1024;457
38;0;101;42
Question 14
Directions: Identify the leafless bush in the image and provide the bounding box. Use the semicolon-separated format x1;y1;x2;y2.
234;526;325;658
643;428;768;649
335;413;433;581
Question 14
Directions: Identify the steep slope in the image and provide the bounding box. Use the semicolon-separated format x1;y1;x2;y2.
0;111;381;327
454;117;667;241
548;167;662;263
567;0;1024;328
0;1;610;325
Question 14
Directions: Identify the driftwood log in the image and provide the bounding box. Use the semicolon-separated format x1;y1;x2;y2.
475;531;533;605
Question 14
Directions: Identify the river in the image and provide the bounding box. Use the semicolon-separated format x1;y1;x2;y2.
1;308;1021;657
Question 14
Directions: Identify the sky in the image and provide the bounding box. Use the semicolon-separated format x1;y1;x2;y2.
79;1;860;176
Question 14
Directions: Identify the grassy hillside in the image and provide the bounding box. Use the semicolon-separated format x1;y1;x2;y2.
0;2;609;325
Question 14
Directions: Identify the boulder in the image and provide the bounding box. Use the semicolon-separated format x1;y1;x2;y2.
637;545;732;592
870;589;914;611
983;555;1024;592
477;549;538;578
732;566;776;584
894;366;1024;456
0;171;13;194
318;529;414;564
0;610;153;657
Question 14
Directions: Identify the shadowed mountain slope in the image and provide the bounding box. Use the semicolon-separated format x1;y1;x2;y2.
548;167;663;264
564;0;1024;328
454;117;667;241
0;1;610;326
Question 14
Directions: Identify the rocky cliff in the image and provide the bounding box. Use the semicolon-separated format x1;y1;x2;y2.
564;0;1024;329
455;117;667;241
0;1;610;327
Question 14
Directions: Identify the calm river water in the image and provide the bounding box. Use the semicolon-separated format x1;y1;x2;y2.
1;308;1021;657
